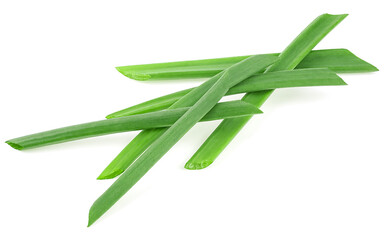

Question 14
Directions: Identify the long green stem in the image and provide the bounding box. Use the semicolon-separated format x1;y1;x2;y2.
88;55;278;226
185;13;348;170
116;48;377;81
6;67;347;151
108;49;377;118
98;68;346;179
99;13;350;181
5;101;261;150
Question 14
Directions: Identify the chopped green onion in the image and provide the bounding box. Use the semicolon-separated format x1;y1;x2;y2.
185;13;348;170
88;55;278;226
116;48;377;81
5;100;262;150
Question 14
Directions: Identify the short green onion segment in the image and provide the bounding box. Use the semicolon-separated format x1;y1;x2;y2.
99;68;345;179
88;54;279;226
116;48;377;81
185;13;349;170
5;101;262;150
108;49;377;118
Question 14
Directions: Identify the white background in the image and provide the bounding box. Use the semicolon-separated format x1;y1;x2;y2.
1;0;385;239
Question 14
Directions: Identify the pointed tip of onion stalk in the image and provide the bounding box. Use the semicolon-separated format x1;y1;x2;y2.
338;79;348;86
105;114;115;119
87;221;92;228
115;67;151;81
97;169;124;180
5;140;23;150
372;66;379;72
366;63;379;72
87;215;96;227
88;201;102;227
105;112;125;119
184;161;212;170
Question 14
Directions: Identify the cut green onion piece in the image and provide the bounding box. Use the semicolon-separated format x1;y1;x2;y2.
116;48;377;81
107;89;192;117
88;55;278;226
185;13;348;170
100;13;351;181
5;100;262;150
98;66;346;179
98;67;347;179
107;68;346;119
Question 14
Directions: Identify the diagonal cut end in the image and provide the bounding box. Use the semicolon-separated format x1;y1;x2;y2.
115;67;151;81
5;141;23;150
97;169;124;180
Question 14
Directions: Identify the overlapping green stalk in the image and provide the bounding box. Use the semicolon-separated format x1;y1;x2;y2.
88;55;279;226
98;13;349;181
185;13;349;169
116;48;377;81
88;13;354;227
99;68;346;179
109;49;377;117
6;68;347;151
4;13;379;228
5;101;261;150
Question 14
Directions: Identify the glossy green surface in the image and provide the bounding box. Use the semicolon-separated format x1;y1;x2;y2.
5;100;261;150
185;13;348;170
88;55;278;226
107;68;347;118
116;48;377;80
106;89;191;118
99;68;346;179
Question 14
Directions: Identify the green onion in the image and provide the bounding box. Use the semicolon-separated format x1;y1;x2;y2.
109;48;377;118
116;48;377;81
107;68;347;119
185;13;348;170
99;68;346;179
3;11;379;228
106;89;192;117
88;55;278;226
5;100;262;150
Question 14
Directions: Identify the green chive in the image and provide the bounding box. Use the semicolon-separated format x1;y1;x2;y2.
108;48;377;118
116;48;377;81
107;68;347;119
185;13;349;170
5;100;262;150
88;55;278;226
98;68;346;179
106;89;192;117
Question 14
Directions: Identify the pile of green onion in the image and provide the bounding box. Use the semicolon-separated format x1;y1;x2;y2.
5;13;378;227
